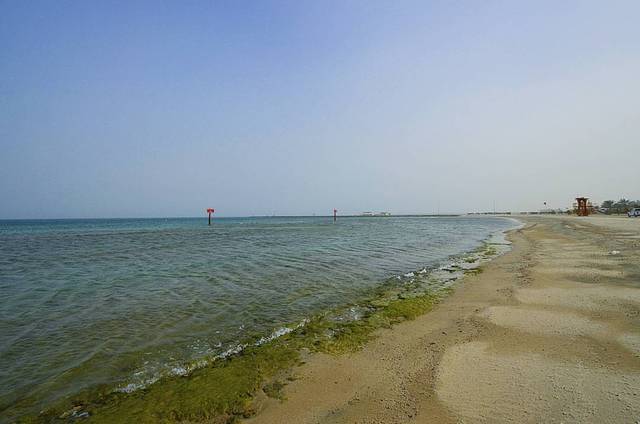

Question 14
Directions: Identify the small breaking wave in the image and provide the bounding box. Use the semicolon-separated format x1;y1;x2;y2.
116;319;311;393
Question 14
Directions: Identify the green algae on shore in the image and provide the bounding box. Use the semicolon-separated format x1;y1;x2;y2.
22;291;445;423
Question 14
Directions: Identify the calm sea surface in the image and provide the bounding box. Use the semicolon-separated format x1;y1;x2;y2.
0;216;515;418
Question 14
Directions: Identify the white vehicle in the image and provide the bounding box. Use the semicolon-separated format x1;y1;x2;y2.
628;208;640;217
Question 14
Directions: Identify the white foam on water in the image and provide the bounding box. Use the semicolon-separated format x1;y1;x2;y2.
218;343;247;359
117;376;160;394
254;323;300;346
171;367;188;376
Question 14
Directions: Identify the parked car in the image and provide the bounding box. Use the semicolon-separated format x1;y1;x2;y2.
628;208;640;217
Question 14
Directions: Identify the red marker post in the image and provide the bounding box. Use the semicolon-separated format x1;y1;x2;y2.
207;208;215;226
333;208;337;222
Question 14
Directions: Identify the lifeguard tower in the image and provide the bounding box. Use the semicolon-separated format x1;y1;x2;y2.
575;197;589;216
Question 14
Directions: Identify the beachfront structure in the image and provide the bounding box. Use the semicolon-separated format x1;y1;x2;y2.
575;197;590;216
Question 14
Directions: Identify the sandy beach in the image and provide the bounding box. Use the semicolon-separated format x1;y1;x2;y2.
247;216;640;423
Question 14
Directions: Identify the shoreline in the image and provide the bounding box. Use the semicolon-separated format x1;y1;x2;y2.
13;220;516;423
246;216;640;423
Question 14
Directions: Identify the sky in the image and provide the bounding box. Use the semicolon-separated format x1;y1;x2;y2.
1;0;639;218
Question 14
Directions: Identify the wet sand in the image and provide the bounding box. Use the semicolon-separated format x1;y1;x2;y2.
246;216;640;423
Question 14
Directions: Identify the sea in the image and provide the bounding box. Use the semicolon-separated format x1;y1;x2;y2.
0;215;517;420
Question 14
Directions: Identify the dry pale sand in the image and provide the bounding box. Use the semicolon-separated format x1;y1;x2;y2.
245;215;640;423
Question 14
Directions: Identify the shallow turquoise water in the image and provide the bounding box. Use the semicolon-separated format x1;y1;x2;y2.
0;216;515;419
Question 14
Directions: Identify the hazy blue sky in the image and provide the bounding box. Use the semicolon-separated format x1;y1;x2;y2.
1;1;639;218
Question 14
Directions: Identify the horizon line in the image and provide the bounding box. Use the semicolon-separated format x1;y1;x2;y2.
0;213;473;221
